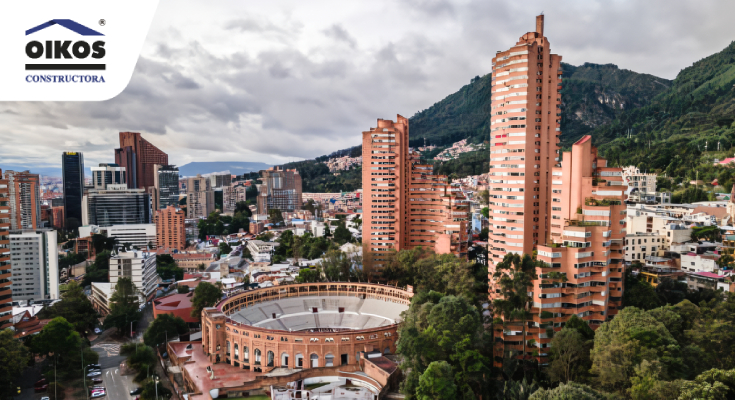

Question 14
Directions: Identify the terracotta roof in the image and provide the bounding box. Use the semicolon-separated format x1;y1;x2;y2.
368;356;398;374
692;206;729;220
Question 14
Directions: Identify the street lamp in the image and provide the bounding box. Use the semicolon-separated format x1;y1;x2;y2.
155;376;159;400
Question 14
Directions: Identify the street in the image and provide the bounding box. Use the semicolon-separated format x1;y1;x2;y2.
100;366;140;400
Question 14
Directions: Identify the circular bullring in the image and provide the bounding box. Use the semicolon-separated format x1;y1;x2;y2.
203;283;412;372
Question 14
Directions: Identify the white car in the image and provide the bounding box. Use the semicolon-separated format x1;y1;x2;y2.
41;397;50;400
91;390;106;398
87;371;102;377
94;327;101;334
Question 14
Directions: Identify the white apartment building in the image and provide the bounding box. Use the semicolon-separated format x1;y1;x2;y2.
109;250;159;300
9;229;59;301
246;240;278;263
79;224;157;250
625;232;665;263
681;253;719;274
622;166;657;194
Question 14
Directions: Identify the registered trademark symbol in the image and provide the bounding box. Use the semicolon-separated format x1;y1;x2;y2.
99;19;106;26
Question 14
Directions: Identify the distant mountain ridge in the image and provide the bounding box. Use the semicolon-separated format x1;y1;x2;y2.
178;161;272;177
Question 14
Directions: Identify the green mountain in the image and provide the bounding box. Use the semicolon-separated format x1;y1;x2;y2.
595;41;735;188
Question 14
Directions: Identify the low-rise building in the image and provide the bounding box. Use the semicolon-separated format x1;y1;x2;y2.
91;282;113;315
625;232;665;263
152;291;199;327
109;250;158;300
246;240;278;263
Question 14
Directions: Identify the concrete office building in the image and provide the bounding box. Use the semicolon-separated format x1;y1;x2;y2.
82;185;151;227
155;206;186;252
2;170;41;230
114;132;169;192
209;173;232;189
185;175;215;219
62;152;85;230
9;229;59;302
151;164;180;211
0;170;13;328
109;250;158;300
91;163;127;190
256;167;302;215
360;116;470;269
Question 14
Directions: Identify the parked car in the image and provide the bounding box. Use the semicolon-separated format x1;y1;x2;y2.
130;387;143;395
34;385;48;393
41;397;50;400
87;363;102;369
94;327;101;334
91;390;106;398
87;371;102;377
35;378;48;387
92;378;103;384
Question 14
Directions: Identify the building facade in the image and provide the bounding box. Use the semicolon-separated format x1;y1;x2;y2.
155;206;186;252
521;136;627;361
256;167;302;215
487;14;562;269
115;131;169;192
152;164;180;211
185;175;215;219
109;250;158;300
625;232;665;263
83;185;151;227
622;166;657;195
0;170;13;328
91;163;127;190
361;116;470;269
9;229;59;302
2;170;41;230
62;152;85;230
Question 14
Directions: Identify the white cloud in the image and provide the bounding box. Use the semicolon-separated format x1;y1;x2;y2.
1;0;734;172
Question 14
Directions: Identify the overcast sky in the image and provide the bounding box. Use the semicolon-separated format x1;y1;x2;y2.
2;0;734;172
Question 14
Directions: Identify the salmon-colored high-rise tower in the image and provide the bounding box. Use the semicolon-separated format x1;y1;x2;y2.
362;116;469;270
488;16;627;363
487;14;562;272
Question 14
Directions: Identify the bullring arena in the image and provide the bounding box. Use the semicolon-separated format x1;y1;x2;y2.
167;283;413;400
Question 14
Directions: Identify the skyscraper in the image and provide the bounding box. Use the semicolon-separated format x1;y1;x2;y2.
185;175;215;219
256;167;302;215
152;164;180;211
0;169;13;329
361;116;470;269
2;170;41;230
62;152;85;230
114;132;168;192
487;14;561;267
9;229;59;301
487;16;626;363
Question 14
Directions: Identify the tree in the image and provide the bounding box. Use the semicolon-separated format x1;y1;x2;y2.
0;329;30;400
623;272;662;310
156;254;184;281
82;250;112;287
679;368;735;400
144;314;188;347
40;281;99;334
478;190;489;205
190;282;223;319
548;328;590;383
416;361;457;400
492;253;540;362
32;317;82;357
590;307;681;392
219;241;233;256
333;222;352;245
398;293;491;399
103;278;141;336
529;382;617;400
120;343;157;383
296;267;323;283
268;208;284;225
496;378;539;400
47;382;66;400
177;285;190;294
481;207;490;219
323;223;332;238
479;227;489;241
141;378;172;400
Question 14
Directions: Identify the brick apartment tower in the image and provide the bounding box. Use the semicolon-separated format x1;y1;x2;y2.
0;169;12;329
529;136;626;357
487;15;627;363
115;132;169;192
155;206;186;252
256;167;303;215
2;170;41;229
361;116;469;270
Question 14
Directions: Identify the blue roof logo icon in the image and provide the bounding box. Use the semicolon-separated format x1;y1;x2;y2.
26;19;104;36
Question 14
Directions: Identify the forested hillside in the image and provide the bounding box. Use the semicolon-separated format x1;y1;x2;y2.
597;41;735;186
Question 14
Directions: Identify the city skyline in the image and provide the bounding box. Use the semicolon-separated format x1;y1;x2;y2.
1;1;734;173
